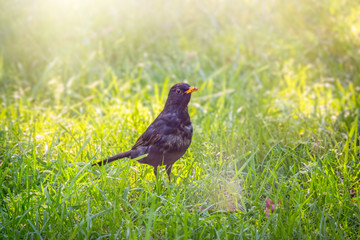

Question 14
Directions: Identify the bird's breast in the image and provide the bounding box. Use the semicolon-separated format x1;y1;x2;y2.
162;122;192;152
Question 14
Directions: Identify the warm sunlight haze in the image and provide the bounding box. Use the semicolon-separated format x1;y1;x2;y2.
0;0;359;239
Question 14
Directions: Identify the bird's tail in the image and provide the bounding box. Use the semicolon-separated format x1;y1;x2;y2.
92;150;131;167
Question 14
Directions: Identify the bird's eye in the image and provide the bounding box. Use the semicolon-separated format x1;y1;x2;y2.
176;89;181;94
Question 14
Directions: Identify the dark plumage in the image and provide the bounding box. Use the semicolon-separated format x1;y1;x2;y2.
92;83;198;181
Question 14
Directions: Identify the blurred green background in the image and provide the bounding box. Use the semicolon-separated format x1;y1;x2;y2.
0;0;359;238
1;0;359;101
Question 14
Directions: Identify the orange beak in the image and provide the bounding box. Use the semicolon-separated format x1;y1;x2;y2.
185;86;198;94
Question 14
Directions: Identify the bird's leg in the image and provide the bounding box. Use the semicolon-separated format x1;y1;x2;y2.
153;166;161;192
166;165;173;182
153;167;158;177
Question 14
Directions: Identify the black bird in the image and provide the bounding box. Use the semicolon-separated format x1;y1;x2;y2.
92;83;198;181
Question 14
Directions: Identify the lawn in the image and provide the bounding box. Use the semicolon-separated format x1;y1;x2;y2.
0;0;359;239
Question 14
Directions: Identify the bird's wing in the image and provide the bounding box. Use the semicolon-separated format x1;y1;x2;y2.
131;113;169;150
132;128;162;149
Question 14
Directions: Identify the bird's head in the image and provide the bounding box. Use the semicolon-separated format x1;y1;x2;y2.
164;83;198;110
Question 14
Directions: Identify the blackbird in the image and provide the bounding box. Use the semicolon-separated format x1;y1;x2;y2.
92;83;198;181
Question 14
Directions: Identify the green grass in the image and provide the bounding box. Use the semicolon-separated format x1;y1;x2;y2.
1;0;360;239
